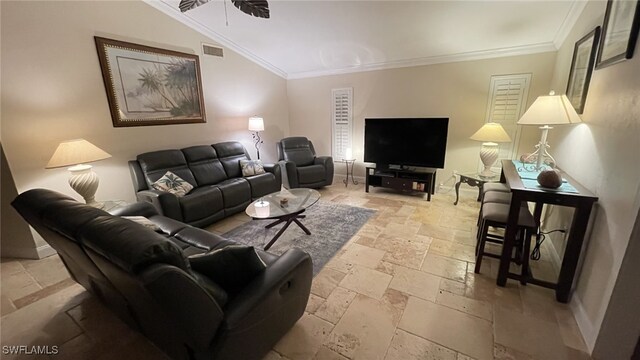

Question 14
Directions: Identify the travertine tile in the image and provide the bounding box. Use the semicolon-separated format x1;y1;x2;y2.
339;243;386;269
382;222;421;238
66;296;140;347
373;234;430;269
439;278;466;296
421;253;468;282
1;269;42;301
555;307;588;352
324;256;355;274
399;296;493;360
382;288;409;311
263;350;291;360
306;294;325;314
436;290;492;321
520;286;566;324
325;295;401;360
1;258;26;275
1;294;16;316
418;224;455;241
375;260;397;276
313;346;349;360
457;353;476;360
339;266;392;300
385;329;457;360
1;285;87;348
389;266;441;302
21;254;70;288
493;344;533;360
274;314;334;360
465;273;523;313
95;336;168;360
355;235;377;247
315;287;357;324
494;306;568;360
312;268;347;298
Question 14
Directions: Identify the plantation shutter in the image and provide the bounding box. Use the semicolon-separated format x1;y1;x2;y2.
331;88;353;160
483;74;531;171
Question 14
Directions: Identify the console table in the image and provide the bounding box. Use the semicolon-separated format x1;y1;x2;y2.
453;172;499;205
496;160;598;302
365;167;436;201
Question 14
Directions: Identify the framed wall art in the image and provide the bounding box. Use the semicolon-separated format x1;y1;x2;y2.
566;27;601;114
95;37;206;127
595;0;640;69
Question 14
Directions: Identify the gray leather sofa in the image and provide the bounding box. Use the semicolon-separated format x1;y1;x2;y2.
276;137;334;188
129;141;281;227
12;189;312;360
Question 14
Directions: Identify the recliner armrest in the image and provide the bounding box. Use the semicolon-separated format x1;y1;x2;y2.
263;163;283;189
223;248;312;330
315;156;334;185
136;190;183;221
109;201;159;218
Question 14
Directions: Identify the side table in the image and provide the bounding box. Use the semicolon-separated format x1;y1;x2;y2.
453;172;498;205
341;159;358;187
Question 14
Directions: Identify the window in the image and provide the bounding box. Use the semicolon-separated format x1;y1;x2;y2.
483;74;531;170
331;88;353;160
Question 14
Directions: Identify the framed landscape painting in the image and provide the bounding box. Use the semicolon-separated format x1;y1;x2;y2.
595;0;640;69
95;37;206;127
566;27;600;114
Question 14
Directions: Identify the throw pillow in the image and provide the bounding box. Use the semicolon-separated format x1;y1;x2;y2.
190;270;229;306
151;171;194;197
188;245;267;291
240;159;266;177
122;216;161;231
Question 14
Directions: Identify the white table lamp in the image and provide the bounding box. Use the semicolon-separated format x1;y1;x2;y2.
345;147;353;160
248;116;264;159
46;139;111;205
470;122;512;177
517;91;581;171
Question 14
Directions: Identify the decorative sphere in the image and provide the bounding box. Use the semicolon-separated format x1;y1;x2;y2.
537;170;562;188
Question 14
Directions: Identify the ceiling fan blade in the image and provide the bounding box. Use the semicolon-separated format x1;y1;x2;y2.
230;0;270;19
179;0;210;13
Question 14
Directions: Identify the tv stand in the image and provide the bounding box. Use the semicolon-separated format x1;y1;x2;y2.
365;166;437;201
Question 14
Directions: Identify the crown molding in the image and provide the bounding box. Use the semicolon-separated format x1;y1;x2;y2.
286;42;557;80
143;0;287;78
553;0;589;48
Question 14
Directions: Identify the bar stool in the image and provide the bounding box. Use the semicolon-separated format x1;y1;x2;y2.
477;190;513;226
475;202;536;284
481;182;510;202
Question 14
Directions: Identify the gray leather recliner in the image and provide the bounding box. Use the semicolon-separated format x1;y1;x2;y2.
276;137;334;188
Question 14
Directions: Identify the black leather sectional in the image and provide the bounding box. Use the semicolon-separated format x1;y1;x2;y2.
129;141;281;227
12;189;312;360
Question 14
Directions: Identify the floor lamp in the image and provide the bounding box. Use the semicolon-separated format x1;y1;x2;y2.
46;139;111;205
470;122;512;177
517;91;581;171
248;116;264;160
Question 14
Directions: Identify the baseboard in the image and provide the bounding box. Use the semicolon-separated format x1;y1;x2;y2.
36;244;56;259
571;294;597;353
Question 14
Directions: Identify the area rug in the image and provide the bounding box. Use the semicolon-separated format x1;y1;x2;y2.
222;201;376;275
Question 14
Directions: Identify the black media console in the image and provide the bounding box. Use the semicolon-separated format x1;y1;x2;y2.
365;167;437;201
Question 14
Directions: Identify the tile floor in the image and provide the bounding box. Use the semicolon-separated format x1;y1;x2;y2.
0;183;590;360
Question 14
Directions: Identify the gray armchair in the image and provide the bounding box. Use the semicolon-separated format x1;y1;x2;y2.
277;137;334;188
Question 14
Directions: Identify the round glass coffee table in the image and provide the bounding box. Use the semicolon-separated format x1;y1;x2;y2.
246;188;321;250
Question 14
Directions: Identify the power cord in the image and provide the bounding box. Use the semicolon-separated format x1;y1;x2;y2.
530;229;566;260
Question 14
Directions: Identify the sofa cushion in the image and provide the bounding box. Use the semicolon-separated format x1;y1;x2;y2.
188;245;266;291
216;178;251;208
137;150;197;187
297;164;326;184
213;142;249;178
80;216;189;274
179;186;224;223
152;171;194;197
240;159;265;177
182;145;228;186
280;137;315;166
122;216;161;231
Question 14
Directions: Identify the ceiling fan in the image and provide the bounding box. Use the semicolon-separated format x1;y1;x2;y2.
179;0;270;19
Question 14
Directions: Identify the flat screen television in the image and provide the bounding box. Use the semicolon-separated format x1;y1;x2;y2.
364;118;449;169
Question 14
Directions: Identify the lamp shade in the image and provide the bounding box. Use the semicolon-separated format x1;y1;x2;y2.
46;139;111;169
470;122;512;142
517;91;581;125
248;116;264;131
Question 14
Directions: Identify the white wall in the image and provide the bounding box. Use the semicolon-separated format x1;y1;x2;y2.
0;0;289;256
286;53;557;182
545;0;640;354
